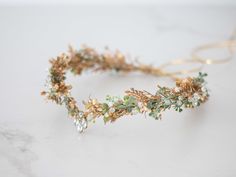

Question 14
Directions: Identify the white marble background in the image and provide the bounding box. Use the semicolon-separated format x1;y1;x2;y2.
0;5;236;177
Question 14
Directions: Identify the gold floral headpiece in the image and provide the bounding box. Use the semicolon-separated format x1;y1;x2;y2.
41;33;236;133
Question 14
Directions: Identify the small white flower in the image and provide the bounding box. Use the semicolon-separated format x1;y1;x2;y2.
201;86;207;92
131;109;139;115
174;87;181;92
177;100;182;106
78;112;84;118
164;99;171;105
109;107;116;114
178;96;184;101
193;93;200;100
192;101;199;107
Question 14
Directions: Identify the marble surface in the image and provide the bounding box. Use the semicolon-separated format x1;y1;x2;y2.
0;5;236;177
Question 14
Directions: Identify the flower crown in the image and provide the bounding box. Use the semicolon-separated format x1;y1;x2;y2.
41;46;209;133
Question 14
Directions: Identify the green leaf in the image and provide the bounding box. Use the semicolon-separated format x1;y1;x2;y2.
147;99;158;110
102;103;109;114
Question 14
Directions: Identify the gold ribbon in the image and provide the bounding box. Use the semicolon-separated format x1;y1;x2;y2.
159;30;236;79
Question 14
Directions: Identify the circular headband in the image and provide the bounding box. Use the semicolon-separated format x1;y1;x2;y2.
41;34;235;133
41;47;209;133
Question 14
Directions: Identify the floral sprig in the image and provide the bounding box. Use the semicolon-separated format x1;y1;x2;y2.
41;45;209;133
83;72;209;124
